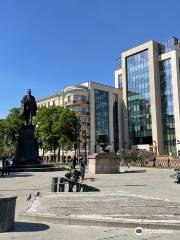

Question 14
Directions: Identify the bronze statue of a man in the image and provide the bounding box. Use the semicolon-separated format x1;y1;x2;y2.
20;89;37;125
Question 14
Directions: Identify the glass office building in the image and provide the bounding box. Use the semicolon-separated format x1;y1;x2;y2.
159;59;176;153
115;37;180;155
94;89;109;141
118;74;123;90
159;37;179;54
127;50;152;145
37;82;121;156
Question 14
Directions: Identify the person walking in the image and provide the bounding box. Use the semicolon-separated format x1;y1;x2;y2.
4;156;12;176
79;155;85;182
153;156;156;167
72;155;77;169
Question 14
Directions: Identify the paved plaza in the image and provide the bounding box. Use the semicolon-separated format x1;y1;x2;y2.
0;166;180;239
0;223;180;240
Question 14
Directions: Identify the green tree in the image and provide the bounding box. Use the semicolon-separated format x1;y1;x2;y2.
58;108;80;151
1;108;24;155
0;119;5;158
34;106;80;161
34;107;57;157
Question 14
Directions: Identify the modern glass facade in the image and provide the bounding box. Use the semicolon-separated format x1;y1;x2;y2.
116;57;122;70
94;89;109;140
118;74;123;90
126;50;152;145
113;94;119;151
159;59;176;153
159;37;179;54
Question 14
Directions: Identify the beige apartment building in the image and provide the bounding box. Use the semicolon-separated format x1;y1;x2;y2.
37;81;122;158
115;37;180;155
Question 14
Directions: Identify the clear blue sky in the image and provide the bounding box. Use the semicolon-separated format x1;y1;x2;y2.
0;0;180;118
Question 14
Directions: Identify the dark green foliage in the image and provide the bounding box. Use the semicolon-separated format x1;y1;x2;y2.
33;106;80;154
0;108;24;156
118;149;155;166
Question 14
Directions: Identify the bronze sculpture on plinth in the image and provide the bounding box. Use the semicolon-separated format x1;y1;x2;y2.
20;89;37;125
15;89;39;164
96;134;110;153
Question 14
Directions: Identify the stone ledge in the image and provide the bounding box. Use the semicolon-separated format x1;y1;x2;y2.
18;213;180;230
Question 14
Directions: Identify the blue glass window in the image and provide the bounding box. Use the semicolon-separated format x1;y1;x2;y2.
116;58;122;70
160;59;176;153
118;74;123;90
159;37;178;54
94;89;109;140
126;50;152;145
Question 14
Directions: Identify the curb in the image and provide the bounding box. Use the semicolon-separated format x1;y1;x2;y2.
18;214;180;230
1;167;66;172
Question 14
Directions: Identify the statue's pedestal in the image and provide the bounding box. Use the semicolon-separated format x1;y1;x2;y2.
88;153;120;174
15;125;38;164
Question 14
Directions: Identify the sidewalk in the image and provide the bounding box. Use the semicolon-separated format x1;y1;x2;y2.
20;190;180;230
1;166;180;239
13;166;180;230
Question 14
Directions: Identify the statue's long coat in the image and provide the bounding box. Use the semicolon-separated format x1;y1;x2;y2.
20;95;37;118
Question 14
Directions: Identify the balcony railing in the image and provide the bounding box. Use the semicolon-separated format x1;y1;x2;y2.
80;122;90;126
76;111;90;116
64;100;90;106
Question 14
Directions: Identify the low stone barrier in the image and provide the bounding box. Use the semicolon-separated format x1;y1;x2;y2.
0;195;17;232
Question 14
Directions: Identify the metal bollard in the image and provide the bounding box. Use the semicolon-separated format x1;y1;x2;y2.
51;177;58;192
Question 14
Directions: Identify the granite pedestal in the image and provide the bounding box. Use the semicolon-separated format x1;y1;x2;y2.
88;153;120;174
15;125;38;164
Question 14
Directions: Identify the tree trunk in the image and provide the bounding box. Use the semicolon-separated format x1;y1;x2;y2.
54;148;56;163
74;145;77;158
42;149;45;163
58;147;60;162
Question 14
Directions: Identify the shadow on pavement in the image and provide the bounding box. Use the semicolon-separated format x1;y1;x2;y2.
174;181;180;184
13;222;49;232
123;184;148;186
120;169;146;174
0;173;33;178
169;174;180;184
85;177;95;181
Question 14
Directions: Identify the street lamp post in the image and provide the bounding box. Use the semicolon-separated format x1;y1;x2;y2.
15;133;19;156
83;132;89;164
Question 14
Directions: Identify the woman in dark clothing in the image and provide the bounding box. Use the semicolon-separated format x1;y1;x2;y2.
72;155;77;169
79;156;85;182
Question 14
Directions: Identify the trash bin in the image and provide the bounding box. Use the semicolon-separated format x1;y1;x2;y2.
0;195;17;232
